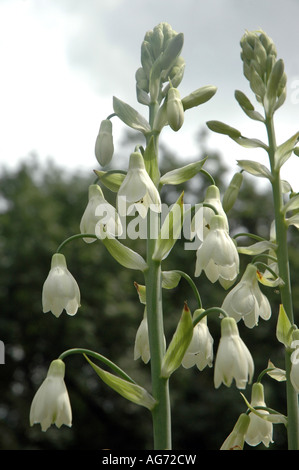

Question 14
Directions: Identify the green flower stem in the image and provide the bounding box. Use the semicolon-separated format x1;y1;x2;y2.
145;218;171;450
56;233;98;253
144;104;171;450
58;348;136;383
173;270;202;309
266;114;299;450
192;306;228;327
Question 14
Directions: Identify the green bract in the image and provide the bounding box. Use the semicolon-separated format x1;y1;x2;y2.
161;303;193;378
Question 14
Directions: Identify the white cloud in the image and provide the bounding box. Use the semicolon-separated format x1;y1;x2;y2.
0;0;298;190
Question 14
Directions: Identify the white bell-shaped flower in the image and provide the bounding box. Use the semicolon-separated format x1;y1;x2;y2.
80;184;123;241
221;263;271;328
195;215;239;283
182;313;214;370
42;253;80;318
117;150;161;218
191;185;228;241
290;334;299;393
245;382;273;447
214;317;254;390
30;359;72;432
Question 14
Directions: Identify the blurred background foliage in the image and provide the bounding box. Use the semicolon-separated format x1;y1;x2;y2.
0;128;298;450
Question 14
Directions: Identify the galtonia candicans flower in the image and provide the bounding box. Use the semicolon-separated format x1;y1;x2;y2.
30;359;72;432
195;215;239;284
214;317;254;390
191;185;228;241
80;184;123;241
245;382;273;448
117;150;161;218
42;253;80;318
182;313;214;371
221;263;271;328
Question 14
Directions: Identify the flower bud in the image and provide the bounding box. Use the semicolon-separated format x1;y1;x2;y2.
167;86;184;131
95;119;114;167
222;172;243;213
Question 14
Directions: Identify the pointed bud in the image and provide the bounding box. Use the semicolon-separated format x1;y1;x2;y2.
167;86;184;131
95;119;114;167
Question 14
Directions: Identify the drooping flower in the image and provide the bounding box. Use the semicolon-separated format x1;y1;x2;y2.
214;317;254;390
195;215;239;283
245;382;273;447
220;413;250;450
80;184;123;241
182;312;214;370
42;253;80;318
290;334;299;393
30;359;72;432
221;263;271;328
117;150;161;218
191;185;228;241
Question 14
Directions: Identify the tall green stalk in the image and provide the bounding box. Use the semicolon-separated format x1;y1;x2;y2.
144;104;172;449
266;115;299;450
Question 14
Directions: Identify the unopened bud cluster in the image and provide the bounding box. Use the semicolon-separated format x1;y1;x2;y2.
136;22;185;105
240;30;287;115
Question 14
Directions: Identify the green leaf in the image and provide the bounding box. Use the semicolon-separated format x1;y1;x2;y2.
143;135;160;187
160;158;207;186
101;235;148;271
283;194;299;214
276;304;293;347
113;96;151;134
233;136;268;150
161;303;193;378
266;360;286;382
94;170;126;192
161;270;181;289
85;355;156;411
152;192;185;261
274;131;299;170
234;90;265;122
237;160;273;181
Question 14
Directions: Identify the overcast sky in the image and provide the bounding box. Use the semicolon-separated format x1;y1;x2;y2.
0;0;298;189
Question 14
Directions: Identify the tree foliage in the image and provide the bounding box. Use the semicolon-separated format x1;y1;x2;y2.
0;136;297;449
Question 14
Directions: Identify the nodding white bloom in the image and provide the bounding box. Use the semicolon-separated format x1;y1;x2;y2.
134;312;150;364
290;335;299;393
30;359;72;432
182;312;214;370
191;185;228;241
117;150;161;218
195;215;239;283
42;253;80;318
80;184;123;241
214;317;254;390
245;382;273;448
221;263;271;328
220;413;250;450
